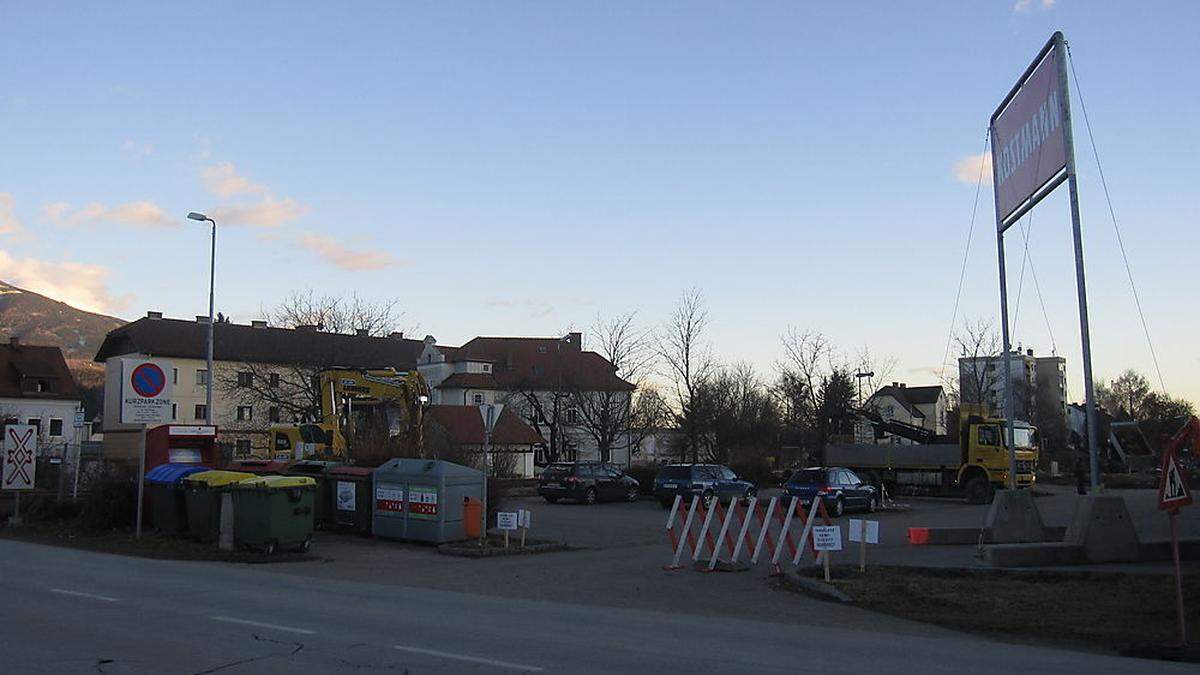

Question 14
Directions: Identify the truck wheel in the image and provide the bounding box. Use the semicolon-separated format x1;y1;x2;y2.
965;478;994;505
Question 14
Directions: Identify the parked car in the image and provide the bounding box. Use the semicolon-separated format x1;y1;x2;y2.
781;466;878;517
537;462;640;505
653;463;757;509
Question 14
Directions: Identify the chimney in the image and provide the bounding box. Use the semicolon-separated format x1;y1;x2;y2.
251;320;268;329
566;332;582;351
146;311;163;320
356;329;370;337
295;324;317;332
422;334;435;344
8;336;18;346
892;382;899;388
899;382;906;388
1026;348;1034;357
196;315;211;324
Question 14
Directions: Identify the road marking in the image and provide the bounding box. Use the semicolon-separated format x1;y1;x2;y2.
393;644;543;672
211;616;316;635
50;588;119;602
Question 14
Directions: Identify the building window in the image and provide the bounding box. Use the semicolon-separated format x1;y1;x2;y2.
237;406;253;421
237;371;254;387
269;373;280;388
172;368;179;385
194;404;208;420
472;393;484;405
235;439;252;457
27;418;41;432
537;345;548;354
49;419;64;437
482;364;491;373
268;406;280;423
566;408;580;424
171;403;177;421
196;369;209;385
36;379;47;393
533;365;544;376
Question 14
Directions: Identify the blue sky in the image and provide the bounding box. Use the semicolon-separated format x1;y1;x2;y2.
2;1;1197;405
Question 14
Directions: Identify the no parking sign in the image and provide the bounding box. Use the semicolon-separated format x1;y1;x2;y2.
120;358;173;424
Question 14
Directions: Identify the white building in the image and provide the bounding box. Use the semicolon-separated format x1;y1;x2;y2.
862;383;948;444
959;349;1067;428
0;338;85;457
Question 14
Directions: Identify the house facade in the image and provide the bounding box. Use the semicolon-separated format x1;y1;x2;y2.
424;404;544;478
862;383;947;444
0;338;85;458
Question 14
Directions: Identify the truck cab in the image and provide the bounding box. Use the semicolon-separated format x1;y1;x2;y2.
957;415;1039;503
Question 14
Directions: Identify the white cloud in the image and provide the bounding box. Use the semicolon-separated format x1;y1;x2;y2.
0;193;23;236
203;162;268;198
45;200;176;228
952;152;992;185
0;249;130;314
298;233;396;271
209;196;309;228
1014;0;1055;12
121;139;154;159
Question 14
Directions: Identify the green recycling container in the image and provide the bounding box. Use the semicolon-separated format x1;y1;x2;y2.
232;475;316;553
183;470;256;542
145;464;211;535
287;460;342;530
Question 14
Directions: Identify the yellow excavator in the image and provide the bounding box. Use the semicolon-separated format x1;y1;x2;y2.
268;368;430;462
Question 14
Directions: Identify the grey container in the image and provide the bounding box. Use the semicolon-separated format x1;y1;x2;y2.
372;459;484;543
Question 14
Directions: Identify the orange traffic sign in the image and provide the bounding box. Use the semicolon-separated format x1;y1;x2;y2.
1158;448;1193;511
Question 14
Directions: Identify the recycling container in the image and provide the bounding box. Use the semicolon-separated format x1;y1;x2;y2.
328;466;375;535
232;475;316;553
372;459;484;543
145;463;210;535
183;470;256;542
287;460;342;530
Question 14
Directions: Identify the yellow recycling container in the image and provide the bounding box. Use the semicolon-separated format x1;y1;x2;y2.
183;470;256;542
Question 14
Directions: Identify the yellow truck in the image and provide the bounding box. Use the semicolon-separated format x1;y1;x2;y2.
825;404;1038;503
268;368;430;462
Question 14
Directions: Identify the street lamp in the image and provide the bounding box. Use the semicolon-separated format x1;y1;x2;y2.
187;211;216;425
854;371;875;408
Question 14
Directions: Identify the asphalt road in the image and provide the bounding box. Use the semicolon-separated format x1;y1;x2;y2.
0;539;1189;674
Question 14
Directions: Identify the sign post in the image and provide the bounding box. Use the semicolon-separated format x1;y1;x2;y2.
3;425;37;525
812;525;843;582
849;519;880;572
121;358;173;538
497;511;518;548
1158;433;1193;647
479;404;499;545
990;31;1100;490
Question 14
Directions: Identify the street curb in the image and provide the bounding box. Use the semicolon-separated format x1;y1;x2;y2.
782;568;854;603
436;541;570;558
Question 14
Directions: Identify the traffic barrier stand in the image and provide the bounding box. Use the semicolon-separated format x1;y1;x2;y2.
791;497;834;569
664;495;699;571
664;494;824;576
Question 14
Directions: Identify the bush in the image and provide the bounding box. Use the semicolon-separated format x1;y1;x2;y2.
485;476;508;525
82;464;137;531
22;495;82;523
729;457;775;488
625;464;660;495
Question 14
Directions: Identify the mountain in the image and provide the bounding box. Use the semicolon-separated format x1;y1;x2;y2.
0;281;126;416
0;280;126;360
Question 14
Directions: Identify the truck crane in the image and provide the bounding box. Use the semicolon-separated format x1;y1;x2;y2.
268;368;430;462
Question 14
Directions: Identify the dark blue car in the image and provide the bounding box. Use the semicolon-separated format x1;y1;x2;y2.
782;467;878;518
653;464;756;509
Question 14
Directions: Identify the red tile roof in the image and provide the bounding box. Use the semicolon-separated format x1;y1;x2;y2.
454;336;634;392
437;372;499;389
0;341;81;401
426;405;544;446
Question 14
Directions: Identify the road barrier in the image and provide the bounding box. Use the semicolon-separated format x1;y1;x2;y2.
664;494;834;575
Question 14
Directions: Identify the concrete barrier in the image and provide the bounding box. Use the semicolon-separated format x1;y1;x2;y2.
1062;495;1140;563
984;490;1047;543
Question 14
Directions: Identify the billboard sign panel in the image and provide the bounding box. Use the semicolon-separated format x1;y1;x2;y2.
990;36;1068;227
120;358;174;424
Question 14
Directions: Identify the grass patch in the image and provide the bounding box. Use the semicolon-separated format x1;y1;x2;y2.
785;566;1199;658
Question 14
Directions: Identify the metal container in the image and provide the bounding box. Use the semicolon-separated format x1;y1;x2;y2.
372;459;484;544
231;475;316;553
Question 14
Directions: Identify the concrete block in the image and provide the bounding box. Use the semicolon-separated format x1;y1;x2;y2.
1063;495;1140;564
983;542;1081;567
984;490;1047;543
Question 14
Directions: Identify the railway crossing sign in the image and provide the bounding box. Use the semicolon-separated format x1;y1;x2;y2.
120;358;173;424
3;424;36;490
1158;448;1193;512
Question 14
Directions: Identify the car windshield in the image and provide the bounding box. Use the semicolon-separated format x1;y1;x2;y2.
658;466;691;480
542;465;572;479
790;469;826;484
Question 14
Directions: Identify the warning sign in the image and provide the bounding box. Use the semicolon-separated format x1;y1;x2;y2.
1158;448;1193;511
2;425;36;490
812;525;843;552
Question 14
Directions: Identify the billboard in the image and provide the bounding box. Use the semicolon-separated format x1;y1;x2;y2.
990;35;1069;227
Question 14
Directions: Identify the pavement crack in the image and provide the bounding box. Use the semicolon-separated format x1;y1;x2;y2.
191;634;304;674
95;658;115;673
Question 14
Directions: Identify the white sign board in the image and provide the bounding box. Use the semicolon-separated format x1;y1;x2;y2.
336;481;356;511
168;425;216;436
2;425;36;490
849;519;880;544
812;525;843;552
73;410;85;428
120;358;173;424
518;509;531;529
497;511;519;531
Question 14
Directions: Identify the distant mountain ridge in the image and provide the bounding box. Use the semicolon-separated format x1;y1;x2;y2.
0;280;126;360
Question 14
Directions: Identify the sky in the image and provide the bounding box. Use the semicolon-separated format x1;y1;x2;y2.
2;1;1198;406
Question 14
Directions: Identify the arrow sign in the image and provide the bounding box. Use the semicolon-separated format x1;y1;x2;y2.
1158;448;1193;512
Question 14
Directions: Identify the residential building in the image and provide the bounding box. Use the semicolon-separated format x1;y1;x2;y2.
0;338;85;457
424;405;545;478
959;349;1068;438
417;332;636;467
861;383;947;444
94;312;428;461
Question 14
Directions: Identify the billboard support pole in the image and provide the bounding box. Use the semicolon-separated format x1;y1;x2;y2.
1055;35;1102;491
990;135;1019;491
135;425;146;538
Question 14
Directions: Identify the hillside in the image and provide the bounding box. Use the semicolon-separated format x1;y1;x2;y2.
0;281;126;360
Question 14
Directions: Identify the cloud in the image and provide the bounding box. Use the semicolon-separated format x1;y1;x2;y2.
121;139;153;159
0;249;130;314
209;196;309;227
1014;0;1055;12
0;193;23;236
297;233;396;271
203;162;268;198
46;200;176;228
952;152;992;185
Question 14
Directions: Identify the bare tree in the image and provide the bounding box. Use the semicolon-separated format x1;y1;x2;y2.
657;288;714;463
263;289;412;337
570;312;650;462
955;318;1001;412
852;345;897;406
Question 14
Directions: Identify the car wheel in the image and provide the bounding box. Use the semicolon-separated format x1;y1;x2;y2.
626;486;640;502
543;496;559;504
263;542;276;555
867;493;879;513
300;536;312;553
701;489;715;509
583;487;598;505
965;478;994;505
831;497;845;518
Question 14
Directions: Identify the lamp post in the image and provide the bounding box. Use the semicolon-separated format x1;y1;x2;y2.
854;371;874;408
187;212;216;425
